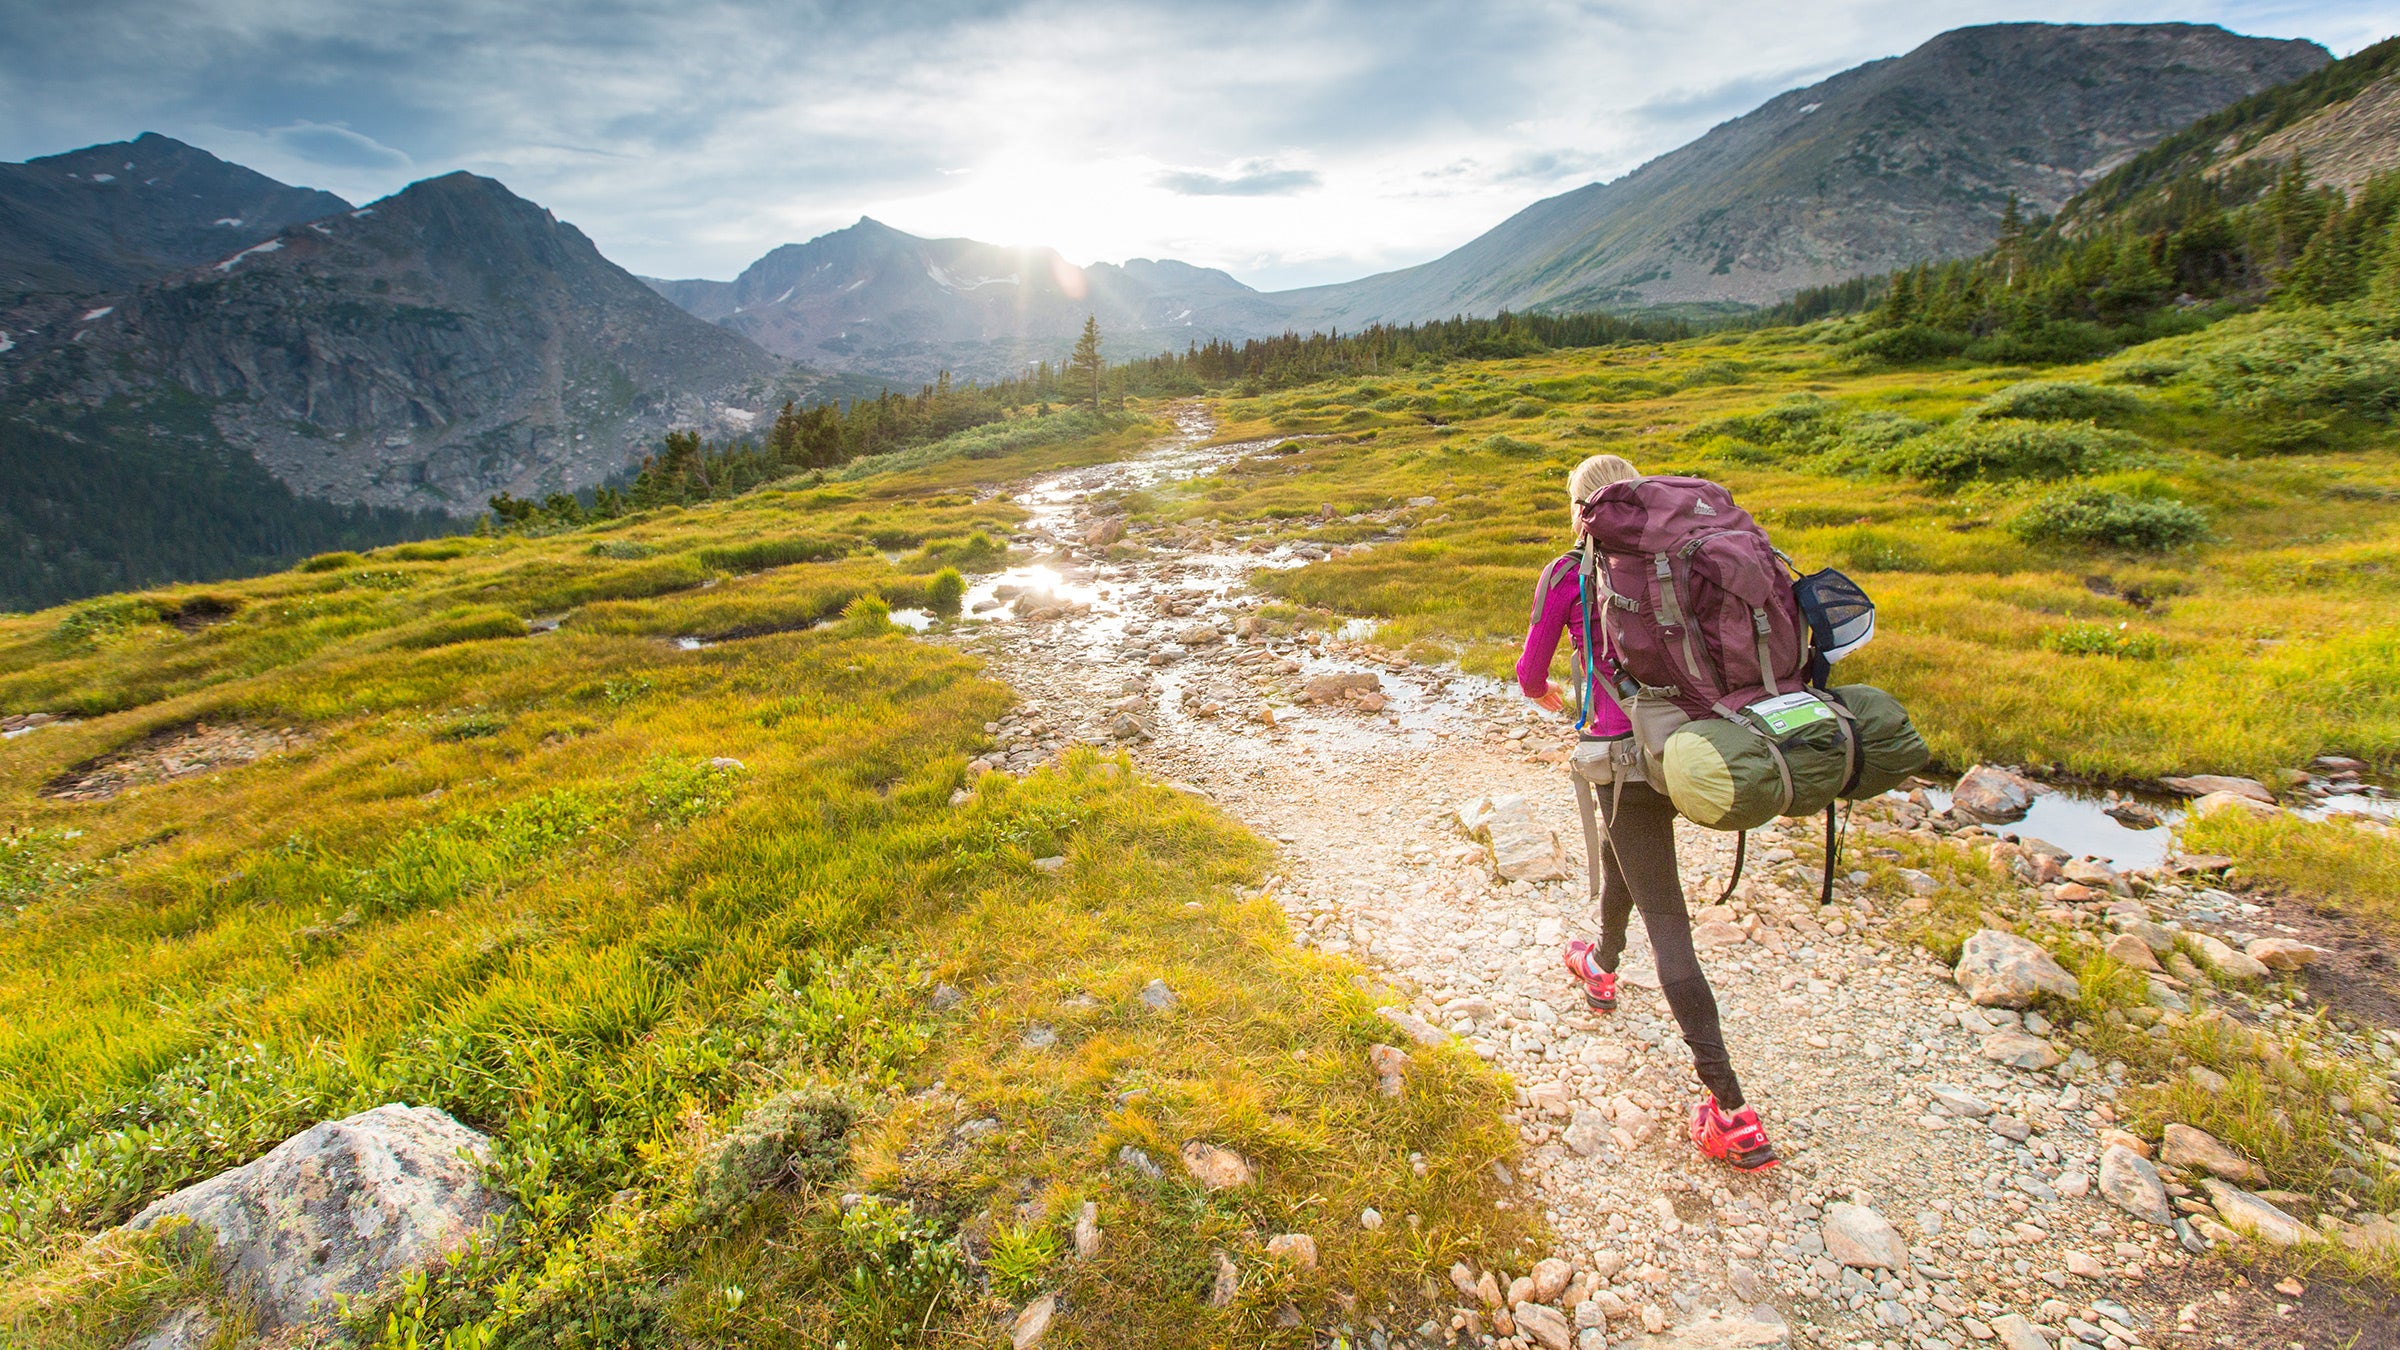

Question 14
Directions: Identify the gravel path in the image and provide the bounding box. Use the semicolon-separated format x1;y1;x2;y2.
946;407;2271;1350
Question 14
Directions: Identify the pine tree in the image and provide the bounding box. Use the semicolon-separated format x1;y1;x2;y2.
1069;315;1103;409
1996;194;2026;288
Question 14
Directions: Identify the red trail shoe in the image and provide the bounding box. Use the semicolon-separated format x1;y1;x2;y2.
1692;1095;1779;1172
1562;940;1618;1013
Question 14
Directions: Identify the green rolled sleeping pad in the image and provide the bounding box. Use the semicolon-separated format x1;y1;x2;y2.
1657;685;1930;832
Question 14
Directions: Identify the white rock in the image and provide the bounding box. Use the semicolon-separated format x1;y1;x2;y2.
2201;1180;2317;1246
1376;1005;1450;1046
1514;1301;1574;1350
1180;1141;1255;1190
2161;1123;2264;1183
1821;1203;1907;1270
2192;790;2280;820
1926;1085;1992;1118
1563;1109;1611;1158
2190;933;2270;981
1980;1029;2064;1070
1989;1312;2052;1350
1530;1256;1574;1302
2098;1144;2172;1225
2243;937;2324;971
1265;1232;1319;1268
1649;1303;1792;1347
1073;1202;1101;1259
1953;929;2081;1007
1951;765;2041;823
1012;1292;1057;1348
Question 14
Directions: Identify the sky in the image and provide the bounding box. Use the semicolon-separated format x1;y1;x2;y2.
2;1;2393;291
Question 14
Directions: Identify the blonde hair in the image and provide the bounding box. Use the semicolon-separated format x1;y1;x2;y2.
1567;454;1639;535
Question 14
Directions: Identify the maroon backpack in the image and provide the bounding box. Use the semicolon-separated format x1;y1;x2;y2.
1574;476;1809;721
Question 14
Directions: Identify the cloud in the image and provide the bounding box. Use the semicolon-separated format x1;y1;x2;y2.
266;120;413;170
1154;164;1321;196
0;0;2380;290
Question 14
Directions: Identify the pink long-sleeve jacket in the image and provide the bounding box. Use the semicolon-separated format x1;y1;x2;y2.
1517;550;1633;737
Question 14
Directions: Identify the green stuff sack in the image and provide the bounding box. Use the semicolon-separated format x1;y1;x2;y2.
1826;684;1930;798
1657;686;1929;831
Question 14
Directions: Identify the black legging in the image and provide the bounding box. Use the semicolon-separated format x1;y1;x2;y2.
1590;777;1746;1110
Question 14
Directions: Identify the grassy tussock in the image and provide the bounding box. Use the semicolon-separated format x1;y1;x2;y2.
0;412;1535;1347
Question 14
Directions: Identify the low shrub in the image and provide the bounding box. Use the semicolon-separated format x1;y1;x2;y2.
382;540;471;563
586;540;658;560
1881;418;2137;484
2009;488;2209;550
1965;381;2139;425
2045;623;2170;659
1477;434;1545;457
298;552;363;573
1841;325;1968;364
688;1090;855;1221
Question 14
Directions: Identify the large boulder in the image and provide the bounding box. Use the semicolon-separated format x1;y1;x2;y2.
1821;1203;1907;1270
1952;929;2081;1008
2201;1180;2317;1246
127;1104;509;1338
1950;766;2041;824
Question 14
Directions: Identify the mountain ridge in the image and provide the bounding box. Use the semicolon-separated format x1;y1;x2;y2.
0;132;353;296
1272;22;2330;327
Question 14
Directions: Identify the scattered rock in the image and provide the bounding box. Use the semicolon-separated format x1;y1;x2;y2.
125;1105;510;1340
1209;1249;1239;1307
1989;1312;2052;1350
1117;1145;1162;1179
1530;1256;1574;1302
2099;1128;2151;1159
1952;929;2080;1007
1138;979;1177;1010
1022;1023;1058;1049
2190;933;2269;981
1265;1233;1319;1269
2103;800;2162;829
1376;1004;1450;1046
1927;1085;1992;1117
1368;1043;1411;1097
2161;774;2274;803
1012;1292;1058;1349
1513;1301;1574;1350
1073;1202;1101;1259
1305;672;1381;703
1821;1203;1907;1270
2103;932;2162;973
1179;622;1222;646
1563;1109;1610;1158
1649;1304;1792;1348
1360;1207;1383;1230
930;982;963;1011
1691;920;1749;948
2098;1144;2172;1225
2200;1180;2317;1246
2161;1124;2265;1183
2243;937;2324;971
1032;856;1066;873
1180;1141;1256;1190
2192;790;2280;820
1980;1029;2063;1070
1457;792;1570;882
1108;714;1153;742
1951;765;2042;823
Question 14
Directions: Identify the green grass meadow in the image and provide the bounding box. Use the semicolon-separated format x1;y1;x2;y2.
0;419;1535;1348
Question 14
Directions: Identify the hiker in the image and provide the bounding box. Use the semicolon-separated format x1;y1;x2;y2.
1518;453;1779;1172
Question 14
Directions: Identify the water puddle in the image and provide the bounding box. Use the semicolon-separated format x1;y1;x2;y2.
888;608;935;632
1921;785;2177;871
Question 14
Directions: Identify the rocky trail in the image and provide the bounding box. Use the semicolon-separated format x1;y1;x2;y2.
946;405;2390;1350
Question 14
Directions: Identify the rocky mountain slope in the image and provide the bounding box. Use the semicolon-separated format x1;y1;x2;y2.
0;171;784;519
646;217;1292;384
2056;34;2400;232
1273;23;2328;325
0;132;352;297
